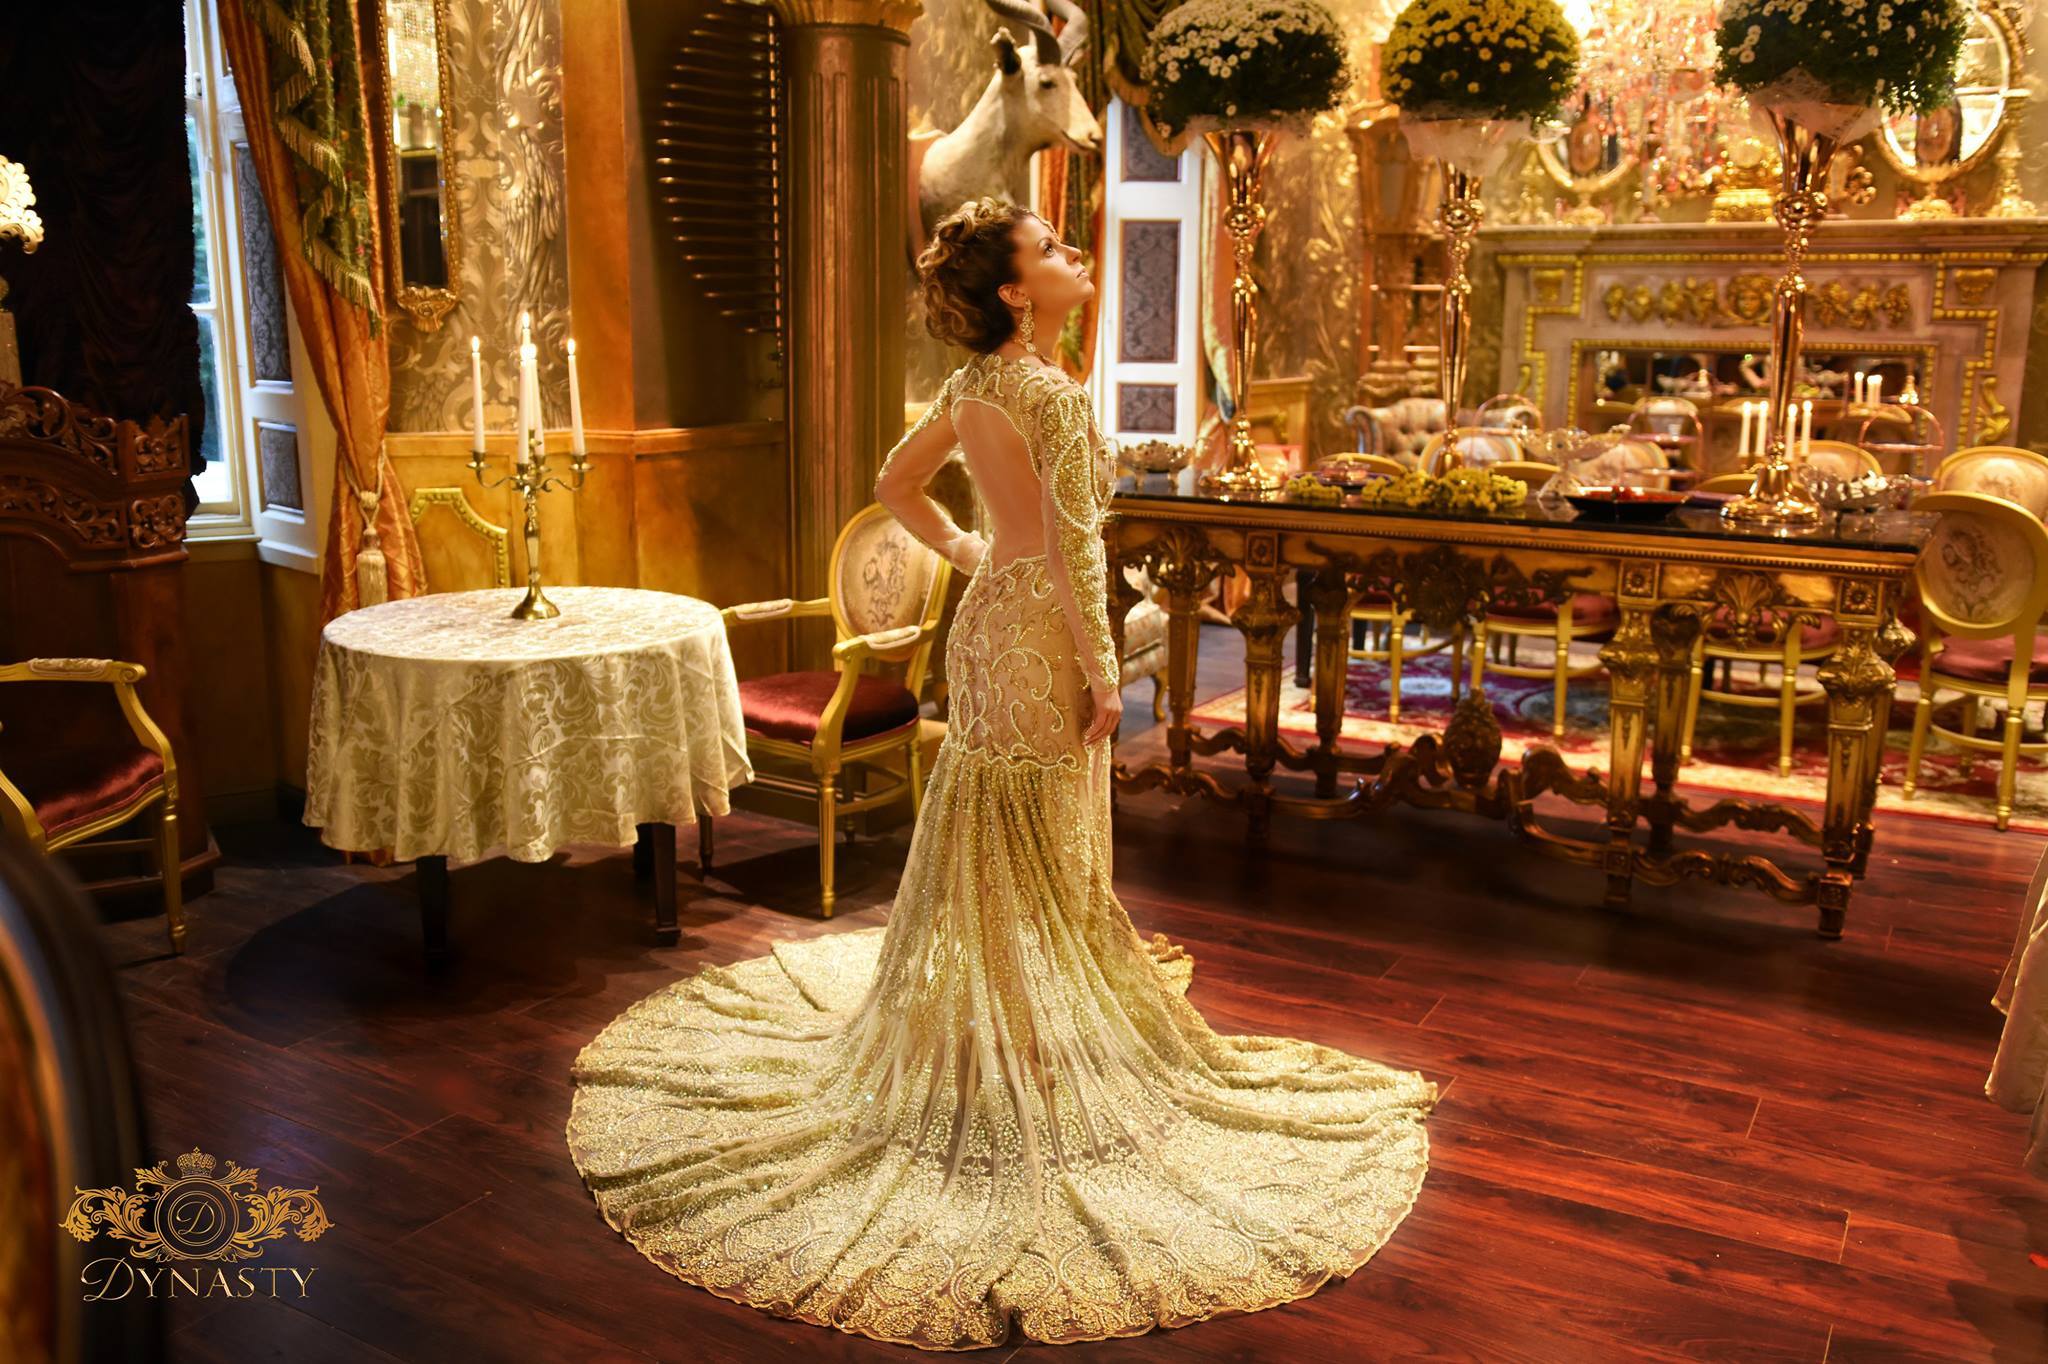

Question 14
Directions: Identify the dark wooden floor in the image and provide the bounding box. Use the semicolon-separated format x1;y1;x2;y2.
102;623;2048;1363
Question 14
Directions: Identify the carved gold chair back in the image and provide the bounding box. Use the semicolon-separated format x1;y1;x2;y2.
828;501;950;700
407;487;512;591
1903;490;2048;830
1935;446;2048;521
1802;440;1884;482
1488;460;1561;490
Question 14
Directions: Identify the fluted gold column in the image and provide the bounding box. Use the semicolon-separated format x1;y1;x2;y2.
776;0;919;666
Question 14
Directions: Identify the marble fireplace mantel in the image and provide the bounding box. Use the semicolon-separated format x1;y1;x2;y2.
1487;218;2048;458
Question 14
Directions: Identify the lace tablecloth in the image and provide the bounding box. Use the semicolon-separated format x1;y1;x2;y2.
305;587;753;864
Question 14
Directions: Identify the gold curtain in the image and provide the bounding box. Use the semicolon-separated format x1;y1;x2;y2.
217;0;425;623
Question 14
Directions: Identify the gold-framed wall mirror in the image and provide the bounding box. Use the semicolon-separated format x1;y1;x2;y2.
1535;92;1637;225
1876;0;2026;219
372;0;460;330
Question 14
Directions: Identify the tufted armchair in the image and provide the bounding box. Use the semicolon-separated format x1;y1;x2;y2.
711;503;952;915
1360;396;1446;467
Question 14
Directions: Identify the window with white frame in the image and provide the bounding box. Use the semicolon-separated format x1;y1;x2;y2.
183;0;318;570
1091;99;1201;457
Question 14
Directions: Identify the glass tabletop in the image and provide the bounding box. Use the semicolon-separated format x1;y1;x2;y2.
1113;474;1935;555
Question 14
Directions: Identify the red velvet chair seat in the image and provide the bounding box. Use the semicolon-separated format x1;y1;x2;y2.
1931;635;2048;686
1486;592;1619;632
0;740;165;840
738;671;921;745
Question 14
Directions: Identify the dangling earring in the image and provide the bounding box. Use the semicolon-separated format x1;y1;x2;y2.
1018;299;1040;360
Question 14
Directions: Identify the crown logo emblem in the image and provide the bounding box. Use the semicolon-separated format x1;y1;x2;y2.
61;1148;332;1262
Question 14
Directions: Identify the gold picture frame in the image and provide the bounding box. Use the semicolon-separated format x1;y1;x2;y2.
369;0;462;331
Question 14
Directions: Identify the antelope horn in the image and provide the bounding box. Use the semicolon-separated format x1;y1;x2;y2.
1041;0;1089;63
981;0;1060;66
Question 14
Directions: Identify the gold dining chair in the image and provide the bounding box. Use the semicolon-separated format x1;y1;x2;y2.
0;660;185;952
1680;608;1837;778
1903;490;2048;831
1802;439;1884;481
1467;460;1613;736
1679;443;1873;774
1934;446;2048;519
1423;425;1529;474
713;503;952;915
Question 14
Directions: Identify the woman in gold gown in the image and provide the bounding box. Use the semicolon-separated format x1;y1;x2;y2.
566;198;1436;1351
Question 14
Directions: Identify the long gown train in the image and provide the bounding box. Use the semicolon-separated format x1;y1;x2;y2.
566;351;1436;1350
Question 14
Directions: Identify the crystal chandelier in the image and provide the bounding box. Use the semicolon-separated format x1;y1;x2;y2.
1548;0;1742;220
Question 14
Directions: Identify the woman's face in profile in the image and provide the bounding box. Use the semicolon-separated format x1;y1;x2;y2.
1007;214;1093;319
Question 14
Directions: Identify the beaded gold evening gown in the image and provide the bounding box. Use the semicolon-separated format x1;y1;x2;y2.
565;351;1436;1351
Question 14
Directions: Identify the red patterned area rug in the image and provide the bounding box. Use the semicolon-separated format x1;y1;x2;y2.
1185;643;2048;834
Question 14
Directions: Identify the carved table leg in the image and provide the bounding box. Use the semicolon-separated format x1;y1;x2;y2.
1816;614;1896;938
1294;567;1316;689
1853;606;1914;877
1599;601;1659;909
1138;528;1221;794
1648;608;1703;857
1307;566;1354;799
1234;531;1299;845
1105;518;1142;809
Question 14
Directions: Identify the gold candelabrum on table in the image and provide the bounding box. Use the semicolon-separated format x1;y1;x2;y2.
1200;128;1283;495
467;311;589;619
1723;103;1875;529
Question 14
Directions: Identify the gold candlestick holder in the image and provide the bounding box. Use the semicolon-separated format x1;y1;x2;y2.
467;424;589;621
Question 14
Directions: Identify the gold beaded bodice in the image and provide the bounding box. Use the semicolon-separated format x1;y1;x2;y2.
882;352;1120;703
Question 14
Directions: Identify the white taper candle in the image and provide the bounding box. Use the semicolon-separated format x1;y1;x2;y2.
566;338;585;457
517;340;534;468
470;335;486;454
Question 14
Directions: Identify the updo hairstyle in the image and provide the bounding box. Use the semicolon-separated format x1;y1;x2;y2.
917;196;1032;354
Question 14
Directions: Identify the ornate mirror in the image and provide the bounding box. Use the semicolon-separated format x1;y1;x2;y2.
373;0;459;329
1536;94;1637;224
1878;0;2022;219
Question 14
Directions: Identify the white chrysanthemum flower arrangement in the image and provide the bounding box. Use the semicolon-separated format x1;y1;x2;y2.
1713;0;1970;115
1141;0;1352;141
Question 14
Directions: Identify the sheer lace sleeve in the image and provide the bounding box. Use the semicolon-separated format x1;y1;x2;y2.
874;371;987;574
1037;384;1118;694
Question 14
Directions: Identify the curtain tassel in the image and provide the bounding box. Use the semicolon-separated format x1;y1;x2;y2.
354;486;388;607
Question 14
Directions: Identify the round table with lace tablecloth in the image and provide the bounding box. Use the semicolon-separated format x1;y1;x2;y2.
305;587;754;962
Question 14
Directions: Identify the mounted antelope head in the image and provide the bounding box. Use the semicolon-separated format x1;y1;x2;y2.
912;0;1103;244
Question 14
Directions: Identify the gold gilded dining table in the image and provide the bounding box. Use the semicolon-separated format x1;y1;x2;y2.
1103;478;1935;938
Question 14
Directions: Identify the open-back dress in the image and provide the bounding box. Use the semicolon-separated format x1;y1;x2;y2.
565;350;1437;1350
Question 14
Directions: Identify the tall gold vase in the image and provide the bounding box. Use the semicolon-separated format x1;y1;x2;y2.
1722;102;1873;528
1437;163;1483;417
1397;116;1524;422
1199;128;1283;494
